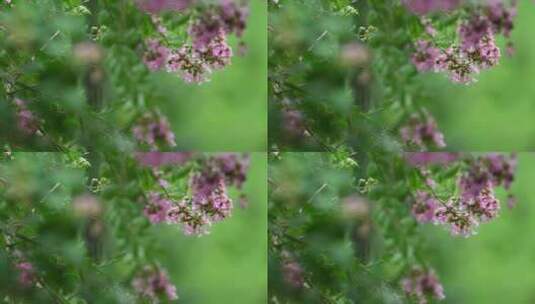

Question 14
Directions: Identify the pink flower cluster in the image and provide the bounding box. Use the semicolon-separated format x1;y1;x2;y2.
135;152;193;167
401;267;445;304
411;154;517;237
132;111;176;150
15;261;36;288
140;0;247;83
280;251;305;289
189;0;247;50
13;98;40;135
402;0;461;15
132;265;178;303
400;112;445;150
411;0;517;83
136;0;192;13
282;260;305;289
405;152;459;167
140;154;250;236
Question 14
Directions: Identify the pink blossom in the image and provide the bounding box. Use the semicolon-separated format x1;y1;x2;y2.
136;0;192;13
400;112;446;150
16;262;35;287
135;152;193;168
405;153;459;167
132;112;176;149
402;0;461;15
14;98;39;135
143;39;169;71
144;192;173;224
132;265;178;303
412;40;441;72
412;190;440;223
402;268;445;304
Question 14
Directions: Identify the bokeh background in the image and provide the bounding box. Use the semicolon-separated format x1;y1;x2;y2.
135;0;266;151
423;153;534;303
0;152;267;304
422;0;535;151
149;152;267;303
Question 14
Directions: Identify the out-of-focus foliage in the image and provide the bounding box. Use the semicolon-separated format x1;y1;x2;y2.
424;0;535;151
426;154;535;304
268;152;518;303
268;0;519;152
0;0;266;151
0;152;266;303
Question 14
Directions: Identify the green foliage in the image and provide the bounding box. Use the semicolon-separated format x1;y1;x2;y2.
0;152;265;303
268;151;516;303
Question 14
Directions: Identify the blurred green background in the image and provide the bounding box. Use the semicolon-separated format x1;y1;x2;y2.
155;0;266;151
151;153;267;303
422;0;535;151
422;153;534;303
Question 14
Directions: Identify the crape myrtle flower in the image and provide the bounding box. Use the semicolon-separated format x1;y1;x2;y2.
13;98;40;136
139;153;250;236
135;152;193;168
166;45;211;84
143;39;170;71
412;39;441;72
132;265;178;303
280;251;305;289
401;267;445;304
197;34;233;70
282;260;305;289
405;152;460;167
132;111;176;150
402;0;461;15
136;0;192;14
16;261;36;288
410;0;517;83
189;0;248;50
434;201;479;237
412;190;440;223
410;153;517;237
144;192;173;224
400;111;446;150
138;0;247;84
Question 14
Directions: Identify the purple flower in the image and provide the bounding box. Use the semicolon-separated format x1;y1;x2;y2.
14;98;39;135
197;34;233;70
139;153;249;236
402;0;461;15
132;265;178;303
213;153;250;189
400;112;446;150
405;152;459;167
135;152;193;168
282;260;305;289
462;188;500;222
402;268;445;304
411;1;516;84
486;0;516;38
132;111;176;149
412;191;440;223
412;40;441;72
189;0;248;50
16;262;35;288
166;46;211;83
217;0;248;38
143;39;170;71
144;192;173;224
136;0;192;13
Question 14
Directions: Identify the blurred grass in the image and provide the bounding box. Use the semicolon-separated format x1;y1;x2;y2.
149;153;267;304
422;153;535;303
155;0;267;151
420;0;535;151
